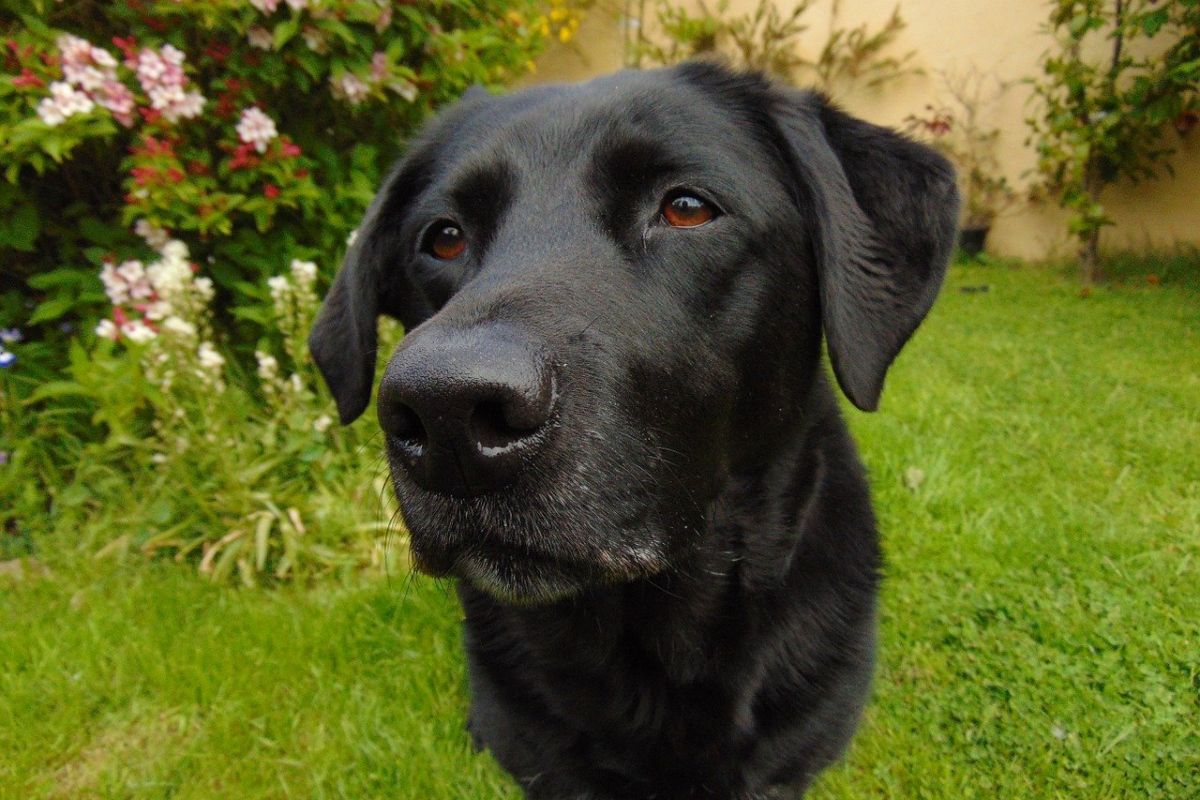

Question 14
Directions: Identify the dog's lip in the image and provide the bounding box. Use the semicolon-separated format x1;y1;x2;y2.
411;532;590;578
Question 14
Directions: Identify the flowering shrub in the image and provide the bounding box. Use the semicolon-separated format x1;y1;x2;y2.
1;0;582;338
0;0;585;580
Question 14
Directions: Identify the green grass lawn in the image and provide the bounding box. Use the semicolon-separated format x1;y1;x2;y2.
2;262;1198;799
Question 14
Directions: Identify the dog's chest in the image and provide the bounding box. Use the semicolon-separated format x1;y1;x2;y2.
464;587;765;793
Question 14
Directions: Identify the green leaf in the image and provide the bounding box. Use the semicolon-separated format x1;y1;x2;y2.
79;217;119;247
26;269;82;290
1141;8;1169;36
274;17;301;50
0;203;40;251
26;294;76;325
25;380;91;404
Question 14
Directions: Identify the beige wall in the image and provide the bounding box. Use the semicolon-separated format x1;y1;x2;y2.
534;0;1200;260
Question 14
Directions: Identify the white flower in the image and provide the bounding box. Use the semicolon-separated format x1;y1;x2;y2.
313;414;333;433
193;277;215;301
66;64;106;92
289;373;303;393
141;301;173;321
197;341;225;371
331;73;370;106
116;259;153;300
100;262;130;305
255;351;279;380
57;34;94;66
301;26;326;52
345;229;358;246
267;275;290;301
95;319;119;340
122;319;157;344
134;219;171;251
145;256;193;300
160;44;185;67
167;91;205;122
161;316;197;338
37;81;95;126
284;0;308;11
247;26;274;50
290;259;318;285
161;240;189;262
91;49;117;69
394;80;419;104
250;0;280;13
236;106;278;154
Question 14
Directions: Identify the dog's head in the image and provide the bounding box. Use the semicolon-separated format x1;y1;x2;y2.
310;63;958;603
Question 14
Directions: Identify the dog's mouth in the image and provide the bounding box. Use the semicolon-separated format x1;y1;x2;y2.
411;535;598;604
394;466;673;604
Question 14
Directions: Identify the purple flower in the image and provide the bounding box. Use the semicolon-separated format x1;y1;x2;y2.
0;451;8;466
0;328;20;344
0;346;14;368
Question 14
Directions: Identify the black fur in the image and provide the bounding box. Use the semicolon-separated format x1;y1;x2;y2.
310;63;958;799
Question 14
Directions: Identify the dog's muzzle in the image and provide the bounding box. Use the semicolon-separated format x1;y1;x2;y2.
377;323;557;498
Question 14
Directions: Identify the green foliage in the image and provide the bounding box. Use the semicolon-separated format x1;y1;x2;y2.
2;247;405;582
0;0;582;581
0;0;567;337
630;0;919;93
1026;0;1200;281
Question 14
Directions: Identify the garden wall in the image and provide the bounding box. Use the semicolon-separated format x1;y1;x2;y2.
536;0;1200;261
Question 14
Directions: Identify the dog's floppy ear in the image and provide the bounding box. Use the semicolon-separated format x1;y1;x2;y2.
309;160;432;425
774;90;959;411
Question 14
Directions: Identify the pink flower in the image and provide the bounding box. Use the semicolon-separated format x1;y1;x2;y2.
263;183;280;199
95;79;135;126
57;34;95;69
375;4;393;32
236;106;278;153
250;0;280;13
135;45;205;123
370;52;388;82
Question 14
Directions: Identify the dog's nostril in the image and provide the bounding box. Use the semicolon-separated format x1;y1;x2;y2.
471;399;541;453
382;402;427;448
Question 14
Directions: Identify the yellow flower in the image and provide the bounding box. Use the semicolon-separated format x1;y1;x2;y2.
505;11;523;25
558;26;573;43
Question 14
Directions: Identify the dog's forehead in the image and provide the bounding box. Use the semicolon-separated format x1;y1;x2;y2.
440;71;771;184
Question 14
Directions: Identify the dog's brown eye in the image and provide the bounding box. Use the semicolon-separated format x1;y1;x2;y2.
428;223;466;260
661;194;716;228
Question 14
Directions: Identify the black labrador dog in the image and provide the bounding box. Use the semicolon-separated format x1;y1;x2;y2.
309;62;957;799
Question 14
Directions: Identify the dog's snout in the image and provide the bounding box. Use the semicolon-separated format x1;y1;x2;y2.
378;325;556;497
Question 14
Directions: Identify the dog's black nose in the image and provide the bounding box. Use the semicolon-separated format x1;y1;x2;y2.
377;325;556;497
